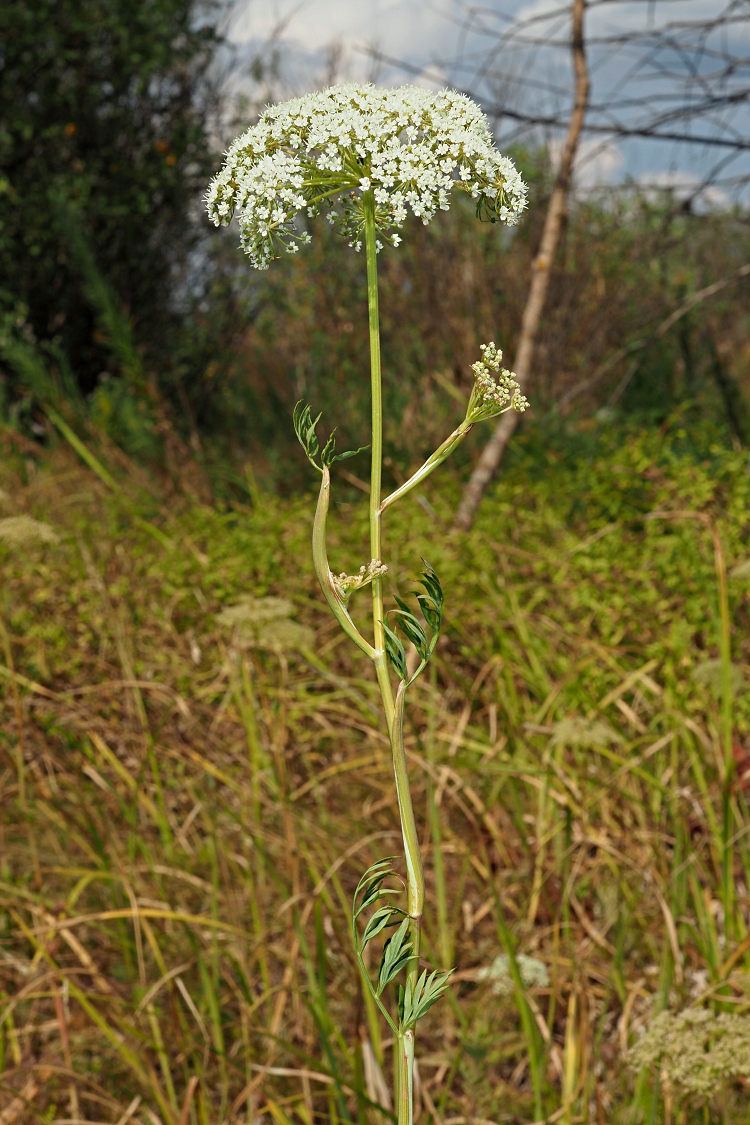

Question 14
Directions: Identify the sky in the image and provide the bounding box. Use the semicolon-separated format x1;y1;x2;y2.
225;0;750;205
229;0;486;66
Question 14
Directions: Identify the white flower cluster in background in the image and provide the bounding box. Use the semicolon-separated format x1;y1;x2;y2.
630;1009;750;1096
206;83;527;269
465;342;528;422
216;596;314;652
476;954;549;997
0;516;59;549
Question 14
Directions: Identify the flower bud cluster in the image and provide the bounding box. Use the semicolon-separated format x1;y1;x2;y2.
206;83;527;269
333;559;388;604
466;342;529;423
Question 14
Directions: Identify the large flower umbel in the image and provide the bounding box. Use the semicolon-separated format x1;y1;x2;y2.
206;83;527;269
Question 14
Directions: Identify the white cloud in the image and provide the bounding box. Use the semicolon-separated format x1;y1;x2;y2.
637;171;732;212
229;0;460;60
549;136;624;190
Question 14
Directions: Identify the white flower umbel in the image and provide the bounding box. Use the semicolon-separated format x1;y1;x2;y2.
206;83;527;269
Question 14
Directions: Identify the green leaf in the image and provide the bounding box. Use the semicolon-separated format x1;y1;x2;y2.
384;622;408;681
377;917;412;996
353;859;396;919
320;431;337;467
360;905;400;949
351;859;403;1038
355;859;394;892
356;876;389;918
394;598;429;660
293;401;365;470
331;445;369;464
320;429;369;470
293;400;323;469
417;560;443;636
401;967;453;1028
386;562;444;685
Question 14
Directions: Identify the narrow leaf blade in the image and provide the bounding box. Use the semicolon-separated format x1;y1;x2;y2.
384;623;407;681
377;917;411;996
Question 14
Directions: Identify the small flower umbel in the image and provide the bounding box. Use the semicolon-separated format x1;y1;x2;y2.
466;342;529;423
209;82;531;1125
379;342;529;514
333;560;388;606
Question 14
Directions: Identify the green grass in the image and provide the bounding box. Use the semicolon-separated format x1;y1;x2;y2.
1;417;749;1125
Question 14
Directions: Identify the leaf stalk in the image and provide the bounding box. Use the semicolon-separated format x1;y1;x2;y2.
312;466;377;659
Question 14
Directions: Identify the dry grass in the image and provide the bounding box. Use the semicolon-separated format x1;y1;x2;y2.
1;421;750;1125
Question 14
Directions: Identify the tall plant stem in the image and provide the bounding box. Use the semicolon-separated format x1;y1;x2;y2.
364;194;395;734
364;193;424;1125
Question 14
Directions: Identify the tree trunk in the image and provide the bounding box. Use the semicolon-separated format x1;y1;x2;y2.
454;0;590;531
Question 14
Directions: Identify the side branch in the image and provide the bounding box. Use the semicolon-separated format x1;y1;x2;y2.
380;422;473;513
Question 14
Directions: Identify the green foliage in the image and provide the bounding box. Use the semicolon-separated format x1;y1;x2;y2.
1;422;750;1121
293;400;368;472
351;858;452;1033
377;918;412;997
352;861;406;1031
0;202;168;456
0;326;69;413
383;624;409;682
353;859;399;922
0;0;219;395
385;561;444;684
400;968;453;1029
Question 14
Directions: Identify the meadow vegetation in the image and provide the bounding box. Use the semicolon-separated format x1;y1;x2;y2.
1;414;749;1124
3;9;750;1120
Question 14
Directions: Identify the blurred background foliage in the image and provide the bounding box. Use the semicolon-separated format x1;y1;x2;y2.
0;0;222;452
0;0;748;488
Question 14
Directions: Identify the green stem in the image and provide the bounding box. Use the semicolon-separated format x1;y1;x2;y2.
364;193;395;732
380;421;473;513
396;1031;414;1125
427;661;450;969
392;684;425;972
364;193;423;1125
